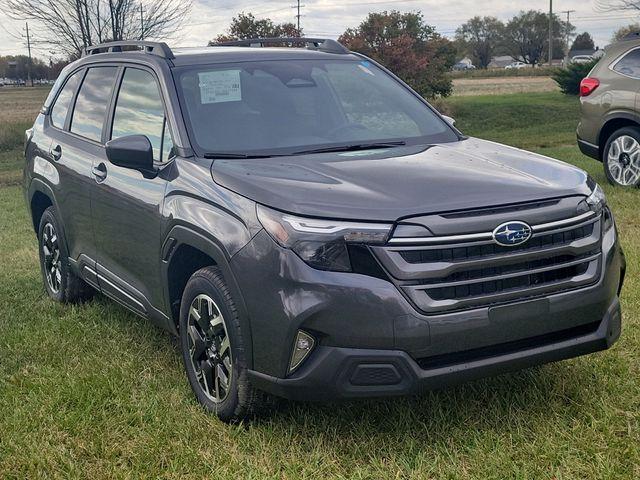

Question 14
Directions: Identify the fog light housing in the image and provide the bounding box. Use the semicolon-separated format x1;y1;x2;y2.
289;330;315;374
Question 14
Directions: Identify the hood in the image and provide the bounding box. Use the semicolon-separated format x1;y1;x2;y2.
210;137;591;221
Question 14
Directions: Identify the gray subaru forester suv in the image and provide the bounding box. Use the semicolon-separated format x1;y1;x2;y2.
25;38;625;422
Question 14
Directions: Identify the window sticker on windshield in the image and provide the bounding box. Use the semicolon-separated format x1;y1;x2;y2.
198;70;241;104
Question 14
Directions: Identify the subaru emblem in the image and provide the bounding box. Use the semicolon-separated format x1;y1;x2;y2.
492;221;532;247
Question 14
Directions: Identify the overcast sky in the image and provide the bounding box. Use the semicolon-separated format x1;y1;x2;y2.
0;0;638;60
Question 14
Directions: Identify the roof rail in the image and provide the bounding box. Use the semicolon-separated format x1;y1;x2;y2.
211;37;350;55
83;41;174;59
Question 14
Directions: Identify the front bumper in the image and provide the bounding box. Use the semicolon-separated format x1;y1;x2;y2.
231;219;625;398
248;297;621;401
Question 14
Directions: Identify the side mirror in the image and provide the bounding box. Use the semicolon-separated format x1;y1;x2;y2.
106;135;154;172
442;115;456;126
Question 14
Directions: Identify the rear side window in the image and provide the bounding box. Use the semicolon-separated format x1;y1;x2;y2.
70;66;118;142
613;48;640;78
111;68;172;161
50;71;82;128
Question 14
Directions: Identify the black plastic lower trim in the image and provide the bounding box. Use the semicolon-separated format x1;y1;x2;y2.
248;297;621;402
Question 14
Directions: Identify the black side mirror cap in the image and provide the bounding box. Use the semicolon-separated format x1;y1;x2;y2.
106;135;155;172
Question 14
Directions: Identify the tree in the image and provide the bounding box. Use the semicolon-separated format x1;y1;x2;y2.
552;59;598;95
571;32;595;51
612;23;640;41
339;11;455;98
1;0;192;57
503;10;574;66
596;1;640;13
211;12;301;43
455;16;504;69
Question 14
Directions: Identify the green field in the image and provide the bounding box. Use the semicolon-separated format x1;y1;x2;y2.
0;88;638;479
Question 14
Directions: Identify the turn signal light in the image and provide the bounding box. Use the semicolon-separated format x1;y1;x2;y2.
580;77;600;97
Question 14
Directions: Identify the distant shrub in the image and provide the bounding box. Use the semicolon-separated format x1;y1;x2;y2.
449;66;557;79
552;60;598;95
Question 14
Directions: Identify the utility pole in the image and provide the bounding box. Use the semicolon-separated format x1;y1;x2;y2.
291;1;305;34
140;3;144;40
25;22;32;87
561;10;575;66
548;0;553;67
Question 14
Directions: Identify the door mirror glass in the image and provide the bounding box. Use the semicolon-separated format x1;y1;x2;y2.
106;135;154;172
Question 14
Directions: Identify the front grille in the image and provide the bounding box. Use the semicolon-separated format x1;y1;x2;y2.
372;211;602;314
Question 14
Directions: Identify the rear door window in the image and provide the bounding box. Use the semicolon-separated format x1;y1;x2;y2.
613;48;640;78
50;71;82;129
70;66;118;142
111;67;171;161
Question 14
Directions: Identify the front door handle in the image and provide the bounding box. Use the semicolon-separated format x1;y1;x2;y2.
92;163;108;182
51;144;62;161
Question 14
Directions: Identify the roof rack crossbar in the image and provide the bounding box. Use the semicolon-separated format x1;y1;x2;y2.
83;41;175;59
211;37;349;55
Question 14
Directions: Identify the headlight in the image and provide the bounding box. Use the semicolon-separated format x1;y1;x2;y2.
257;205;392;272
586;183;606;214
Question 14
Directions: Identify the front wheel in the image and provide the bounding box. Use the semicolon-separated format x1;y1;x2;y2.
603;127;640;187
179;266;273;422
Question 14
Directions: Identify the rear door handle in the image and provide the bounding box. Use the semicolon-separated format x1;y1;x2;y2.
51;144;62;161
92;163;108;182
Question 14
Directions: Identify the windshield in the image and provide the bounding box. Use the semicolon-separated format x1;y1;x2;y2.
174;58;459;156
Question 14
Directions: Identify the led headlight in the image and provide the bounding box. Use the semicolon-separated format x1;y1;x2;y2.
586;183;606;214
257;205;392;272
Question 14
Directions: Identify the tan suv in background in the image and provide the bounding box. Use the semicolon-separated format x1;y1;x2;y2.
578;34;640;187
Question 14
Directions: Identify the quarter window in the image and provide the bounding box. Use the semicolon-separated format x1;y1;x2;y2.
613;48;640;78
70;66;118;142
111;68;172;162
50;71;82;129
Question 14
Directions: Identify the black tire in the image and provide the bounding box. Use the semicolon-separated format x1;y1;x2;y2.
602;126;640;187
179;266;272;422
37;206;94;303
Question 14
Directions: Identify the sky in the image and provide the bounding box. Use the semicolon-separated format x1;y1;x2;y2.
0;0;638;60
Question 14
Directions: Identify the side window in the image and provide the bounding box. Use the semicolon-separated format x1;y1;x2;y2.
111;68;171;162
613;49;640;78
50;71;82;129
161;119;175;162
70;66;118;142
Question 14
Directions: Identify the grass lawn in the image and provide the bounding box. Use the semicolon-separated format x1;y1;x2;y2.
0;90;638;479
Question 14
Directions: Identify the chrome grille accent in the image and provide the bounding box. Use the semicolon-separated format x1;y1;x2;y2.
372;212;602;314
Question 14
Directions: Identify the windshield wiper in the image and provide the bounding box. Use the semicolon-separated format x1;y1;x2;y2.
203;152;278;159
292;141;406;156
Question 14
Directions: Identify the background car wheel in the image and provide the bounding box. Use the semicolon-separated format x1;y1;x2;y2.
179;266;273;422
603;127;640;187
38;207;94;303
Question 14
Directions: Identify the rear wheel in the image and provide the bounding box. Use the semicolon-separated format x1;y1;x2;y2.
37;207;94;303
179;266;272;422
603;127;640;187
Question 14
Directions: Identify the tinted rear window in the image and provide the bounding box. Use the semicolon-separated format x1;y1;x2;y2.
613;48;640;78
70;67;118;142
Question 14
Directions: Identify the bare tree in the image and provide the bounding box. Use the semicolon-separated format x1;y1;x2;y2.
596;1;640;12
1;0;192;57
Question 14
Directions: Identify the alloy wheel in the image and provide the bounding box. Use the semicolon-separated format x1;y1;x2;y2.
187;294;233;403
607;135;640;186
42;222;62;294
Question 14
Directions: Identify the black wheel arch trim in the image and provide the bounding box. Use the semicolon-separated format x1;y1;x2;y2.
28;178;64;236
598;111;640;152
161;224;253;367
